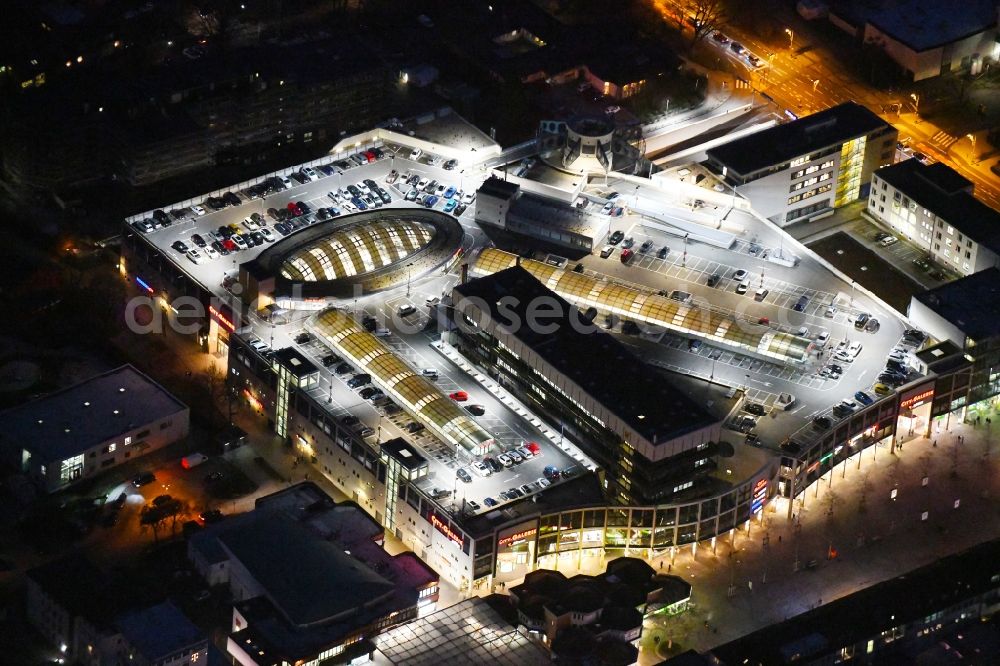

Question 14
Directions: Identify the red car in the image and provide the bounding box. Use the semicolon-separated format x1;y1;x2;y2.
222;239;237;252
364;150;377;162
620;248;634;264
525;441;541;456
449;391;469;402
286;202;302;216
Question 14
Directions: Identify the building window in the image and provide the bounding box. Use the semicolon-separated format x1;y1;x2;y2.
966;251;971;259
946;225;954;235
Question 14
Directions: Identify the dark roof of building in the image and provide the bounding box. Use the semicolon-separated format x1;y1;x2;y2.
915;340;969;374
218;511;396;627
272;347;320;380
116;602;204;661
874;158;1000;255
26;555;120;628
912;267;1000;341
0;365;186;463
453;266;717;446
478;176;521;200
866;0;998;52
381;437;428;472
708;537;1000;665
706;102;890;176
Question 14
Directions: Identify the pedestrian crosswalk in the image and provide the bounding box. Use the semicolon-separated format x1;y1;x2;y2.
735;78;751;90
931;130;958;148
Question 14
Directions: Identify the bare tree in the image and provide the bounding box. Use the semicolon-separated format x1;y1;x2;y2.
688;0;729;49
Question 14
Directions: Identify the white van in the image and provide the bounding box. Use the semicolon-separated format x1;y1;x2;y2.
181;453;208;469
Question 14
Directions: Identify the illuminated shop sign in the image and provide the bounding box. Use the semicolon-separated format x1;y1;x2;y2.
900;389;934;410
243;389;263;411
498;528;537;547
209;305;236;333
751;478;767;515
430;514;464;546
135;276;154;294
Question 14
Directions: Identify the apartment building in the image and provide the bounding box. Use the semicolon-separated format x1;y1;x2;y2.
868;158;1000;276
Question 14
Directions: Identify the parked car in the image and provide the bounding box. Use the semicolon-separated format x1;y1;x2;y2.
132;472;156;487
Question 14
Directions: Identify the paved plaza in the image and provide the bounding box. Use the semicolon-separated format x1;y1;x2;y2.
509;412;1000;662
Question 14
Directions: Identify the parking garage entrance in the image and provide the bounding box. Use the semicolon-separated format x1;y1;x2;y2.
895;383;935;445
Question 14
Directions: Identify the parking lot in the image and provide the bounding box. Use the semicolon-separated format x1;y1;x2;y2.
131;144;483;303
569;210;913;448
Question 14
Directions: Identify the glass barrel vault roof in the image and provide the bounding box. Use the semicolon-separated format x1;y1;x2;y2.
309;309;493;453
472;248;811;363
282;219;434;282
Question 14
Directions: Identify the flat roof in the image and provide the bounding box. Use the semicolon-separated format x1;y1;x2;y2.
272;347;320;380
453;266;718;447
509;193;607;237
709;537;1000;665
375;597;550;665
867;0;997;52
706;102;890;176
911;268;1000;341
116;602;204;661
381;437;428;472
478;176;520;200
874;158;1000;255
0;365;187;463
26;555;124;629
219;512;396;627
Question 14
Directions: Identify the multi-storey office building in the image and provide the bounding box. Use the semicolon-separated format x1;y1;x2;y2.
448;265;726;506
707;102;897;226
867;158;1000;276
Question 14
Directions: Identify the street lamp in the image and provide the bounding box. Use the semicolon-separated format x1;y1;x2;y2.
967;133;977;163
910;93;920;120
785;28;794;52
812;79;820;92
406;262;414;297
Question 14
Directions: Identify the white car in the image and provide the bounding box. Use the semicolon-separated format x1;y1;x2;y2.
191;205;206;216
302;166;319;181
834;350;854;363
816;331;831;346
471;461;491;477
243;216;259;230
356;181;370;195
497;453;514;468
796;327;809;337
461;191;475;205
410;148;423;160
204;245;220;260
385;169;399;184
261;228;276;243
536;477;551;488
601;201;616;215
187;248;205;264
733;269;748;281
280;175;292;189
416;177;430;191
848;341;863;357
429;155;444;167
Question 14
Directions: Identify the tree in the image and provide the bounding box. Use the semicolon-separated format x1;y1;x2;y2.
688;0;728;50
